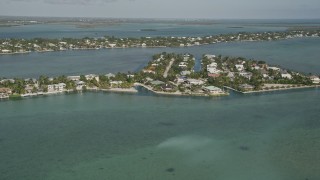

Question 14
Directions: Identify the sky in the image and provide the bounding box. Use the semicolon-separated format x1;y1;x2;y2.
0;0;320;19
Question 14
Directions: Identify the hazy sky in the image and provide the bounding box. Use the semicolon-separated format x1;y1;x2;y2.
1;0;319;19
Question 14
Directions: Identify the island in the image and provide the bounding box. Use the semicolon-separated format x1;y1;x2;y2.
1;53;319;99
0;30;319;54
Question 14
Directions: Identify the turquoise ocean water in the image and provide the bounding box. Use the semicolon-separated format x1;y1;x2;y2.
0;38;319;78
0;90;319;180
0;20;320;180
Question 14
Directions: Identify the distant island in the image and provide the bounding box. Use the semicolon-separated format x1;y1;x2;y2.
140;29;157;31
0;30;319;55
1;53;319;100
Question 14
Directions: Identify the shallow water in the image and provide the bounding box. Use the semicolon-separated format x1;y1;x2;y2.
0;38;319;78
0;20;289;39
0;89;319;180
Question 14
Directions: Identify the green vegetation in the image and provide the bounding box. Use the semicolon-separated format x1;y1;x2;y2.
1;52;318;99
1;30;319;54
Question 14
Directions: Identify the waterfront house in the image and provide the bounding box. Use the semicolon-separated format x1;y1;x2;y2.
0;88;12;98
176;76;187;84
186;79;204;86
268;66;281;71
204;54;216;60
110;81;123;87
280;70;292;79
1;49;12;53
161;84;174;91
310;76;320;84
48;83;66;92
24;85;35;93
0;79;15;84
47;85;54;92
203;86;224;94
0;88;11;93
75;80;85;90
108;43;116;48
239;84;254;91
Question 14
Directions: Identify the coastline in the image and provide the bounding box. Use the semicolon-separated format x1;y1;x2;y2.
225;85;319;94
134;83;228;97
1;84;318;101
1;32;319;56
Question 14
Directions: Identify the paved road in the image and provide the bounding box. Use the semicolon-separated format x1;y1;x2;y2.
163;58;175;78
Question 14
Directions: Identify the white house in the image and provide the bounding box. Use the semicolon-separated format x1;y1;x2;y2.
108;43;117;48
186;79;204;85
310;76;320;84
47;85;55;92
207;67;221;74
75;81;85;90
207;62;217;68
268;66;281;71
179;62;188;68
67;76;81;81
204;54;216;59
1;49;12;53
281;71;292;79
85;74;99;82
203;86;224;94
48;83;66;92
110;81;123;86
235;64;244;71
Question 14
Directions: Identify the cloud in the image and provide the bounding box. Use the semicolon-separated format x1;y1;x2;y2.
9;0;133;5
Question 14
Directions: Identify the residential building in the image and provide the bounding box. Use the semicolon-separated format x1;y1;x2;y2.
203;86;224;94
235;64;244;71
310;76;320;84
268;66;281;71
67;76;81;81
161;84;174;91
280;71;292;79
0;88;12;98
186;79;204;85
